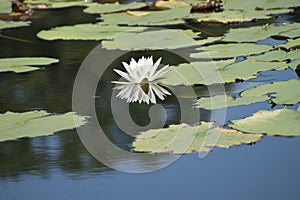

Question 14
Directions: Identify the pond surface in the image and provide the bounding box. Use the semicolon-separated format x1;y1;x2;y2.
0;5;300;200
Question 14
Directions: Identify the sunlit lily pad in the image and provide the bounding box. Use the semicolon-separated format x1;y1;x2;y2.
230;107;300;136
101;6;191;25
191;43;273;59
188;9;291;24
241;79;300;105
197;79;300;109
254;49;287;62
83;2;147;14
161;60;233;85
102;29;199;50
162;59;288;85
0;57;59;73
279;38;300;50
255;49;300;70
223;23;300;42
0;20;30;30
196;95;269;110
37;23;144;40
224;0;300;10
0;0;12;14
0;110;88;142
198;37;222;46
133;122;263;154
154;0;190;9
29;0;91;9
218;60;289;82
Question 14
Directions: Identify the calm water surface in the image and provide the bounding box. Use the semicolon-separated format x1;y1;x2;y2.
0;5;300;200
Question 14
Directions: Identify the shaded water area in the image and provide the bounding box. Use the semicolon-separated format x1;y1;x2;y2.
0;5;300;200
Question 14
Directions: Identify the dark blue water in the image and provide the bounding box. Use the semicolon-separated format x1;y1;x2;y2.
0;5;300;200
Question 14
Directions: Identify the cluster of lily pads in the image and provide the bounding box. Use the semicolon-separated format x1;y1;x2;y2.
0;0;300;155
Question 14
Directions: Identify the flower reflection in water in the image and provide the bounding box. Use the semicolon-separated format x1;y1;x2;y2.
112;56;171;104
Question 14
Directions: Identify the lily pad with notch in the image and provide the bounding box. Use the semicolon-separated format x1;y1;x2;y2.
0;57;59;73
83;2;147;14
241;79;300;105
190;43;273;59
101;6;191;25
133;122;263;154
37;23;145;40
0;110;88;142
102;29;200;50
230;107;300;136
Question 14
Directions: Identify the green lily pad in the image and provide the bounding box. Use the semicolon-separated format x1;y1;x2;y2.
196;95;269;110
279;38;300;50
230;107;300;136
101;6;191;25
279;28;300;39
197;79;300;109
191;43;273;59
0;20;30;30
0;0;12;14
0;110;88;142
224;0;300;10
223;23;300;42
102;29;199;50
188;9;292;24
255;49;300;70
161;59;288;85
29;0;91;9
161;60;233;86
37;23;144;40
218;60;289;82
254;49;287;62
198;37;222;46
133;122;263;154
154;0;190;9
241;79;300;105
0;57;59;73
83;2;147;14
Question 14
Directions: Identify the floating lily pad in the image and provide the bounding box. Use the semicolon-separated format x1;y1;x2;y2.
254;49;287;62
279;38;300;50
154;0;190;9
161;59;288;85
101;6;191;25
196;95;269;110
0;57;59;73
83;2;147;14
102;29;199;50
188;9;291;24
0;20;30;30
279;28;300;39
191;43;273;59
223;23;300;42
29;0;91;9
0;110;88;142
0;0;12;14
255;49;300;70
198;37;222;46
37;23;144;40
161;60;233;85
241;79;300;105
133;122;262;154
230;107;300;136
197;79;300;109
224;0;300;10
218;60;289;82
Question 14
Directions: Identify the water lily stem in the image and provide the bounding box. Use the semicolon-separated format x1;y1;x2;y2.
0;34;32;43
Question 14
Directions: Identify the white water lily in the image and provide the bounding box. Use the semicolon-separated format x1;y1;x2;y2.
112;56;171;104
